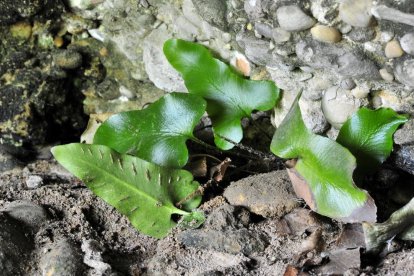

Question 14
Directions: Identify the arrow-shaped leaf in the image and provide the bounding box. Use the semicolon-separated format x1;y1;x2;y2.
164;39;279;150
51;143;203;239
336;108;408;174
93;93;206;168
270;95;376;222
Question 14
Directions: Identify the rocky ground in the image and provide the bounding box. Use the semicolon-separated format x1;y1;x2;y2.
1;0;414;275
1;157;414;275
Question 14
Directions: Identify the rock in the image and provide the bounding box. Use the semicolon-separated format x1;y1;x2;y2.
224;170;300;218
143;28;187;92
81;239;112;274
394;58;414;87
400;33;414;55
380;30;394;43
371;90;410;113
255;22;273;39
40;239;84;276
179;204;268;255
379;68;395;82
25;175;43;189
394;119;414;145
0;150;21;172
276;5;315;32
385;40;404;58
271;27;291;43
296;39;380;79
339;0;373;27
179;228;267;255
392;145;414;175
9;21;32;41
351;86;370;99
2;200;48;231
204;204;250;230
372;5;414;27
0;213;32;275
310;0;338;25
283;208;325;235
347;27;376;42
315;248;361;275
303;76;332;101
191;0;227;30
236;33;272;66
244;0;264;21
300;99;330;134
310;25;342;43
53;50;83;70
322;86;362;129
148;243;251;275
339;78;356;90
68;0;103;11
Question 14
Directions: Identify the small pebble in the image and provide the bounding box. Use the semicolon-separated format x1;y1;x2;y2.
339;0;373;27
340;78;356;90
53;36;64;48
380;31;394;43
351;86;370;98
276;5;315;32
379;68;394;82
311;25;342;43
400;33;414;55
26;175;43;189
2;200;48;231
53;50;83;69
255;22;273;39
385;40;404;58
40;239;83;276
10;21;32;40
271;27;291;43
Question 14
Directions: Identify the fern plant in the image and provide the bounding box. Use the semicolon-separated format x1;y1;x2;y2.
53;39;408;238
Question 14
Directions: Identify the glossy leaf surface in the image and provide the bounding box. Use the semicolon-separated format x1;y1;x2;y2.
270;96;376;222
52;143;203;238
164;39;279;150
94;93;206;168
337;108;408;174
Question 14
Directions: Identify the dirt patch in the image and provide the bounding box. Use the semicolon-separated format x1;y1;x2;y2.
0;158;412;275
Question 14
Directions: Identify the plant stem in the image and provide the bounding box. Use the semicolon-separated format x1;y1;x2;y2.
175;185;205;208
216;134;276;160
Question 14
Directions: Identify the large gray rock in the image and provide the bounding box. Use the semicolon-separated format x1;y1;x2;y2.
296;39;380;79
0;214;33;276
236;33;273;66
372;5;414;27
394;58;414;87
276;5;315;32
339;0;373;27
39;239;84;276
0;150;21;173
392;145;414;175
322;86;363;129
224;170;300;218
179;204;268;256
191;0;227;30
394;119;414;145
2;200;48;232
143;28;187;92
401;33;414;55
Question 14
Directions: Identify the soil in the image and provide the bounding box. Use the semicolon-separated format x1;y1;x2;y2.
1;154;413;275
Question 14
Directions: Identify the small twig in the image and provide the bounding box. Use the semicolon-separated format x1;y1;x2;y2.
217;134;276;160
189;153;222;163
175;186;204;208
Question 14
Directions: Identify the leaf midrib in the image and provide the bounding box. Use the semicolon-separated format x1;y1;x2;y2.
73;154;188;216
